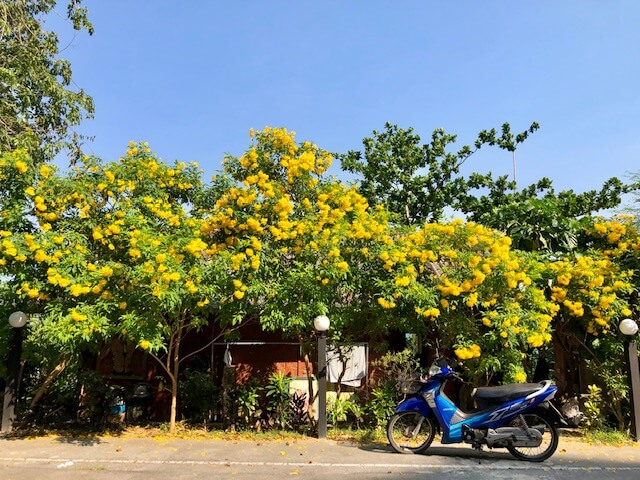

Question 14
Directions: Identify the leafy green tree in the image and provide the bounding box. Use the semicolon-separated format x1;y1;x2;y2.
455;174;636;252
0;0;94;163
340;122;538;225
459;176;575;251
201;128;396;410
625;171;640;228
342;122;638;252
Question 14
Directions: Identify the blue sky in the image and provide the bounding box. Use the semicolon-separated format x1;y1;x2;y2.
50;1;640;199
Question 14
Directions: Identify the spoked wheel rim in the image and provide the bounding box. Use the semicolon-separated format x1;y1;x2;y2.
387;411;435;454
506;413;558;462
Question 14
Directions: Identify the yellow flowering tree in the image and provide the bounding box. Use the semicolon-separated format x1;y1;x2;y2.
363;220;559;383
200;127;398;400
341;121;640;418
0;148;44;377
0;145;233;431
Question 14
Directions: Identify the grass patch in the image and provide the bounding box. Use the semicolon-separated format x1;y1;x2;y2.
327;426;388;446
119;424;390;445
7;421;389;445
118;423;311;442
580;428;634;446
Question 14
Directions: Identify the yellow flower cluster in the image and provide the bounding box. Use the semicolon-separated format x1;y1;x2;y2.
587;216;640;256
184;238;208;256
70;309;87;321
415;307;440;319
455;344;481;360
593;220;628;244
548;250;633;334
0;149;31;180
377;297;396;309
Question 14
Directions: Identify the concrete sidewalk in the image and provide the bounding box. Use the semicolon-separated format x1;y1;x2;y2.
0;434;638;479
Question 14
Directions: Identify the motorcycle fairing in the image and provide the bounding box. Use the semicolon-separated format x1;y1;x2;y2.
394;395;433;418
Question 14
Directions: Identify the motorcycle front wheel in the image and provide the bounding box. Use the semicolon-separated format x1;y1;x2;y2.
387;411;436;454
506;412;558;462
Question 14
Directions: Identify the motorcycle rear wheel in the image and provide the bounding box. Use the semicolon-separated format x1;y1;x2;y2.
387;411;436;454
506;412;558;462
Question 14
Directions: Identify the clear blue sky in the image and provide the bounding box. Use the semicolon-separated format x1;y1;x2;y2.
49;1;640;198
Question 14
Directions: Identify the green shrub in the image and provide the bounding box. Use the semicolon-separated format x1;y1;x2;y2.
328;394;365;428
234;379;263;430
371;349;421;390
583;384;605;430
179;370;220;424
366;383;398;427
328;394;353;424
264;371;292;429
362;349;421;427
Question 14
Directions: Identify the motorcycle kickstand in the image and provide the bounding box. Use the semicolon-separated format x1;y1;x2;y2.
471;440;485;464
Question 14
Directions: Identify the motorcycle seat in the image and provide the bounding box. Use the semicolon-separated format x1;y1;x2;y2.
472;382;544;403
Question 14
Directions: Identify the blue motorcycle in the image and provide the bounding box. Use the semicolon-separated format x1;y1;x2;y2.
387;357;561;462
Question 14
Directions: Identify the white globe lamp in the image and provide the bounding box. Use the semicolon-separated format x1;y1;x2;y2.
620;318;639;337
313;315;330;332
8;311;28;329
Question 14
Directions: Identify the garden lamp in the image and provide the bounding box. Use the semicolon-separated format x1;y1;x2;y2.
619;318;640;442
2;311;29;433
314;315;330;439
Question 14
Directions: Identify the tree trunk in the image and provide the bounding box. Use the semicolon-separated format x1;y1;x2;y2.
300;337;316;424
168;326;182;433
552;328;582;397
612;395;625;431
29;357;67;409
169;374;178;432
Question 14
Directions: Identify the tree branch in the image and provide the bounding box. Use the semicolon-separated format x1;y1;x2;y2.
29;356;68;409
178;322;245;366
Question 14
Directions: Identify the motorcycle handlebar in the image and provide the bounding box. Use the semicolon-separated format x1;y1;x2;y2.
420;371;465;382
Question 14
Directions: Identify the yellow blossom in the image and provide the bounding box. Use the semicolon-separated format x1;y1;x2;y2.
100;266;114;277
513;372;527;383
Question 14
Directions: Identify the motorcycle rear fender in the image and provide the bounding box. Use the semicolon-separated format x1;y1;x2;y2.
395;395;433;419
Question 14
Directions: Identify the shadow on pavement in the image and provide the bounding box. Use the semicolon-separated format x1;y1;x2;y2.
355;441;515;461
0;425;126;445
52;434;103;446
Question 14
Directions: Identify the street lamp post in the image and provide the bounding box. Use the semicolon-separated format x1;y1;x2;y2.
619;318;640;442
314;315;330;439
2;311;28;434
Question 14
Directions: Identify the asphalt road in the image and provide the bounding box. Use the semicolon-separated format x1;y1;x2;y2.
1;434;639;479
